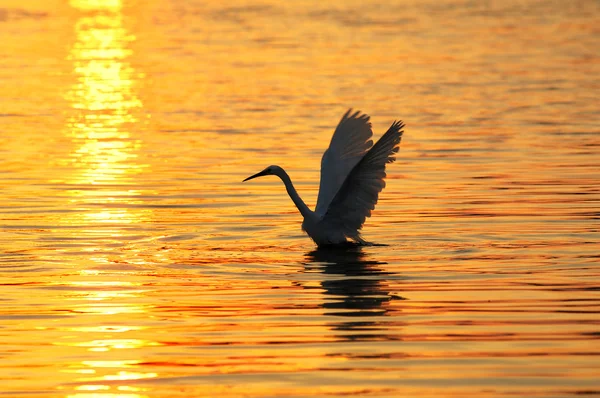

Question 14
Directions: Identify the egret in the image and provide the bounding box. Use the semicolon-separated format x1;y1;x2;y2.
243;109;404;246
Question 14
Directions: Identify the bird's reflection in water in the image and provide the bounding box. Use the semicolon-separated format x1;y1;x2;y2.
305;246;404;341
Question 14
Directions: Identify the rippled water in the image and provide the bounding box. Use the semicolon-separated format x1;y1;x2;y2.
1;0;599;397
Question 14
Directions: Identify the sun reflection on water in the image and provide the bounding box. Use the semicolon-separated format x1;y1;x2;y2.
57;1;156;396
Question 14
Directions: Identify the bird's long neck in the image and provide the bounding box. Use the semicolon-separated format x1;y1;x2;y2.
276;170;313;219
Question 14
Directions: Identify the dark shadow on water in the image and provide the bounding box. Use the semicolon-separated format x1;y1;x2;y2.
304;246;406;342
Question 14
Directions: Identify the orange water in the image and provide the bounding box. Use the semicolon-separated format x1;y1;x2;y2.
1;0;599;397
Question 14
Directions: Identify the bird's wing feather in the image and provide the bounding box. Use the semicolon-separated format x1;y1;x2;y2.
321;120;404;238
315;109;374;217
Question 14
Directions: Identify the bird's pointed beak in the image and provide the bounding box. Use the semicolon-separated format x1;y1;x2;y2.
243;169;269;182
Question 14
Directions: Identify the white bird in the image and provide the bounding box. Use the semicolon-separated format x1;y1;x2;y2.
243;109;404;247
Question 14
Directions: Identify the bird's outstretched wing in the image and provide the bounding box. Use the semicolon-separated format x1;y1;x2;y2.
315;109;374;217
320;120;404;240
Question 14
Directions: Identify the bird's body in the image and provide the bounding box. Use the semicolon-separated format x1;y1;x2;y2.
244;109;404;247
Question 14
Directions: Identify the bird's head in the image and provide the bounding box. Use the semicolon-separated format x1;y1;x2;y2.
243;165;282;182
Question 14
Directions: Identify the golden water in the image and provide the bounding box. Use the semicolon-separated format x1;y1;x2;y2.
1;0;599;396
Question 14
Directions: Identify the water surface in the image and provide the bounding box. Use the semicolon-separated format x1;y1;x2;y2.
1;0;599;397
